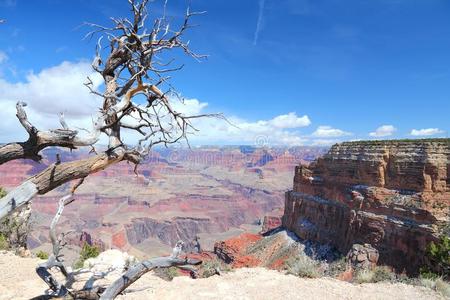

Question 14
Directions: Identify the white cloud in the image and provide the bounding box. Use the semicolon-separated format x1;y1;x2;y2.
0;51;8;64
186;112;312;146
0;61;102;142
172;98;208;116
0;60;316;147
311;125;351;138
410;128;444;136
269;112;311;129
369;125;396;137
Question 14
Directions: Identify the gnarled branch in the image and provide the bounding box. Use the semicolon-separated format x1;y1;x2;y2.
0;150;124;220
0;102;101;165
100;256;202;300
35;194;74;297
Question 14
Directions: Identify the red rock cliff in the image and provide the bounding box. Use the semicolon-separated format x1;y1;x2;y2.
283;139;450;274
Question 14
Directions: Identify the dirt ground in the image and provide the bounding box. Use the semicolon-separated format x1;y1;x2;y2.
0;251;444;300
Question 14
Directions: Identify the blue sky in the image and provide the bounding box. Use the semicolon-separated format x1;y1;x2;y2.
0;0;449;146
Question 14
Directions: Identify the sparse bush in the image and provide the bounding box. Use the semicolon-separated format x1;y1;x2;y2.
36;250;49;260
200;259;231;278
325;257;348;278
424;235;450;278
0;187;6;198
285;255;322;278
395;272;418;285
153;266;180;281
419;276;437;290
355;266;396;284
372;266;396;282
419;276;450;298
73;243;100;269
0;187;32;250
0;233;8;250
435;278;450;298
355;269;374;284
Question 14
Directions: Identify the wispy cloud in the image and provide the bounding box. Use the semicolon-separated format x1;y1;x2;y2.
369;125;396;137
0;51;8;64
410;128;444;136
0;0;16;7
253;0;266;46
311;126;352;138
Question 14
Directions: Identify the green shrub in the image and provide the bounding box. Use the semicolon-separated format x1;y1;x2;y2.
355;266;396;284
0;233;9;250
419;276;450;298
200;259;231;278
325;257;348;278
355;269;374;284
435;278;450;298
0;187;6;198
0;188;9;251
0;187;32;250
80;243;100;261
426;235;450;277
372;266;396;282
153;266;180;281
285;255;322;278
36;250;49;260
73;243;100;269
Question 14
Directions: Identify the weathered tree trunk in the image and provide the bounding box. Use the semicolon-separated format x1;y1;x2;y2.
0;202;32;249
100;257;202;300
0;151;124;220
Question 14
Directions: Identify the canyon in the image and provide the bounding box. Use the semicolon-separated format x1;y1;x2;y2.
283;139;450;274
1;139;448;276
0;146;326;260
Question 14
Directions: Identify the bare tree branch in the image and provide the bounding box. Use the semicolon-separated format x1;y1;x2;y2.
0;102;102;164
35;194;74;297
0;151;123;220
100;256;202;299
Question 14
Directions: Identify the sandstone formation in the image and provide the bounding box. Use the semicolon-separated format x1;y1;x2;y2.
283;139;450;274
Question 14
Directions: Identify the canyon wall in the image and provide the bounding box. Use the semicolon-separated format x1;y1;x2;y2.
0;146;326;257
283;139;450;274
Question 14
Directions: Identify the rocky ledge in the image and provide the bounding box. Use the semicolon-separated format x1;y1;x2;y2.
283;139;450;274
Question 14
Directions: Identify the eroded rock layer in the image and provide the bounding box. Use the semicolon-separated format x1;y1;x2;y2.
283;139;450;274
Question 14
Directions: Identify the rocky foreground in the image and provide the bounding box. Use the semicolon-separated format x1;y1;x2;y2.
0;251;444;300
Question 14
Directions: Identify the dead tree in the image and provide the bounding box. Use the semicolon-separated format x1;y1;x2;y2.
0;0;218;298
0;0;218;218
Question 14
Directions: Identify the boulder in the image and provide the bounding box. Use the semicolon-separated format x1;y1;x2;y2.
346;243;379;269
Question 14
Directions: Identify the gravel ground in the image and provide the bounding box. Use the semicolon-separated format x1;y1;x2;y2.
0;252;444;300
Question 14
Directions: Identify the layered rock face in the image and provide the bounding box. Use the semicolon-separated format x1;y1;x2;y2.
283;140;450;274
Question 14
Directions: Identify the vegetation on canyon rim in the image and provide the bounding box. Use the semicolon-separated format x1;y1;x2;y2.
0;186;32;251
73;242;101;269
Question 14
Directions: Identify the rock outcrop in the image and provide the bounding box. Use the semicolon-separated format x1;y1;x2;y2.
283;139;450;274
260;215;282;234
